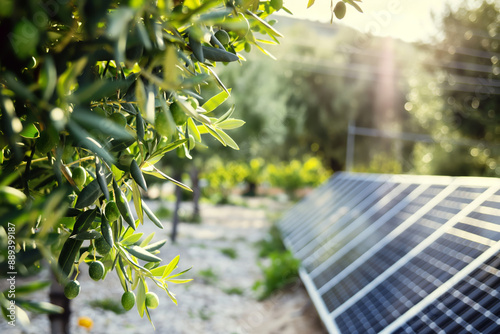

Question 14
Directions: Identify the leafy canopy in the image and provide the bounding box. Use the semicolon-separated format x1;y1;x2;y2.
0;0;285;327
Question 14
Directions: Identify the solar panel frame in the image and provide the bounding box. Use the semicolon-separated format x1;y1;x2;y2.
278;172;500;334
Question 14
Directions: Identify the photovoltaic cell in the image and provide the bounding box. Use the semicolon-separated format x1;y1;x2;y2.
308;185;447;287
393;252;500;334
336;233;488;334
278;173;500;334
307;184;438;279
285;178;365;242
318;187;476;304
288;179;385;250
300;183;417;269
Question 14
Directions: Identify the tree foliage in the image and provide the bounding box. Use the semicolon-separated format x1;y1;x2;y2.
0;0;285;327
409;1;499;176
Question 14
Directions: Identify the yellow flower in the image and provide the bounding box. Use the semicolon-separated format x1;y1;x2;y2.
78;316;93;330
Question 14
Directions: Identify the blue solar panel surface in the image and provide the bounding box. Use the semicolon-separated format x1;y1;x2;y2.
278;173;500;334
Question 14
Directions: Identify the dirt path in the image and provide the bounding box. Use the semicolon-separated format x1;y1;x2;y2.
1;198;327;334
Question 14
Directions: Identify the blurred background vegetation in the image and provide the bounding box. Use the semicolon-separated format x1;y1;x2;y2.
154;0;499;207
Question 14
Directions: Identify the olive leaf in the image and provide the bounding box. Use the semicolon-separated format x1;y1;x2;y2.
125;245;162;262
58;209;97;276
130;160;148;191
112;179;136;230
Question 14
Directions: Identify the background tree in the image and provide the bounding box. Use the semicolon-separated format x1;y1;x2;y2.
408;1;500;176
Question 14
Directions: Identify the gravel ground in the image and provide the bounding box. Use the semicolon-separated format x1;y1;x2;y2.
1;198;327;334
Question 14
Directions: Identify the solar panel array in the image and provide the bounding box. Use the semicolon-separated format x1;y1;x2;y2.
278;172;500;334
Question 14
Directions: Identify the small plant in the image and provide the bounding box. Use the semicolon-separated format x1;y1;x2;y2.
266;157;332;199
198;268;219;285
253;224;300;300
219;247;238;259
198;307;213;321
90;298;127;315
222;287;244;296
179;211;202;224
155;205;172;219
254;225;286;258
253;251;300;300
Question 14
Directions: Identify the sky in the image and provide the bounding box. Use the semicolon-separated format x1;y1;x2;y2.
280;0;460;43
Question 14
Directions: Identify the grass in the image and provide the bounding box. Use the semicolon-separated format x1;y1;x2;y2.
253;224;300;300
155;205;172;219
189;306;213;321
253;250;300;300
179;212;202;224
254;224;286;258
222;287;244;295
198;307;213;321
219;247;238;259
198;268;218;285
89;298;127;314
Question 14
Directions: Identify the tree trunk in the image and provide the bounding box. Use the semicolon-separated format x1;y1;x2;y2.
190;166;200;221
49;273;70;334
171;171;182;243
244;181;257;197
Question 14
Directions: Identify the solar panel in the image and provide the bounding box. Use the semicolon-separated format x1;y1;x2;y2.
391;252;500;334
278;173;500;334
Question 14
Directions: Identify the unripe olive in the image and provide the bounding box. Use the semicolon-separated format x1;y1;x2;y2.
121;291;136;311
104;201;120;222
64;280;81;299
145;292;159;309
88;261;105;281
170;102;188;126
214;30;230;45
72;166;87;188
334;1;347;19
95;237;112;255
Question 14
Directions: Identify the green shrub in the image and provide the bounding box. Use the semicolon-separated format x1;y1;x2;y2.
253;250;300;300
200;158;249;202
353;152;403;174
266;157;332;198
254;224;286;258
198;268;218;285
200;156;331;200
222;287;244;295
155;205;172;219
253;223;300;299
219;247;238;259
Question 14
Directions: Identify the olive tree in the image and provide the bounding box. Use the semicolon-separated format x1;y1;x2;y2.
0;0;285;329
0;0;362;331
